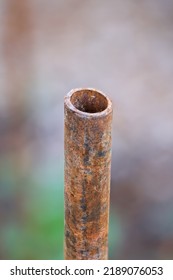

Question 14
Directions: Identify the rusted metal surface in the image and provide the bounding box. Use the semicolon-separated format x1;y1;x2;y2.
64;88;113;259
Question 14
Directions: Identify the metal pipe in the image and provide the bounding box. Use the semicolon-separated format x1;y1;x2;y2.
64;88;113;259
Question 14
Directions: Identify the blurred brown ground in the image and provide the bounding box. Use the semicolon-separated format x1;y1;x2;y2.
0;0;173;259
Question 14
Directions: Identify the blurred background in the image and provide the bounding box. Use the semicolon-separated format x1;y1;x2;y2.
0;0;173;259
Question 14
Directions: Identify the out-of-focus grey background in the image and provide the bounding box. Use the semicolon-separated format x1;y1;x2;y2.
0;0;173;259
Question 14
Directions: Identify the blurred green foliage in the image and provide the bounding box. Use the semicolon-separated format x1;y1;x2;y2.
1;158;64;260
109;213;123;259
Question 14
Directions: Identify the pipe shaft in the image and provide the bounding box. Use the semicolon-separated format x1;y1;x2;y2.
64;88;113;259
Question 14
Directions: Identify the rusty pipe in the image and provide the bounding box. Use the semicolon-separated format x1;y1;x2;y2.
64;88;113;259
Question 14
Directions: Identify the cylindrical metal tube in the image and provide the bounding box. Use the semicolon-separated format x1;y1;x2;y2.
64;88;113;260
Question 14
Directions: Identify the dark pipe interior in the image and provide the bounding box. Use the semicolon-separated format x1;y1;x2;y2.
70;90;108;113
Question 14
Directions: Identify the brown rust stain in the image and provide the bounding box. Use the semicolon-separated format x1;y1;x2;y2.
64;88;113;259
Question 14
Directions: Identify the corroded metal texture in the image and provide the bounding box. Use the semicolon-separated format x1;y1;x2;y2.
64;88;113;260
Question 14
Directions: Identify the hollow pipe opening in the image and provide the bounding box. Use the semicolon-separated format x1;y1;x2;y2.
70;89;108;113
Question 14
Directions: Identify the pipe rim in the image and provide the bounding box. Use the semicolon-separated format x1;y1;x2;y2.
65;88;112;118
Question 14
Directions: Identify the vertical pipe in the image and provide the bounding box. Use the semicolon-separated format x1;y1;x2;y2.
64;88;113;260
